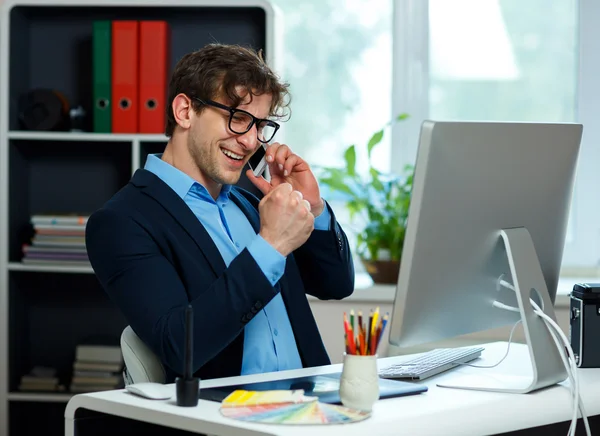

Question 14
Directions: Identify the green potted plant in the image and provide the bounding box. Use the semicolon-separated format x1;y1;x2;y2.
318;114;414;284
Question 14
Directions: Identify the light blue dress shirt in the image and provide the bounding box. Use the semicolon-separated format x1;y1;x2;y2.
144;154;331;375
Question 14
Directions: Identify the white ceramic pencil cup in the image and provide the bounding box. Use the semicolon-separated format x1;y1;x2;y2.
338;353;380;412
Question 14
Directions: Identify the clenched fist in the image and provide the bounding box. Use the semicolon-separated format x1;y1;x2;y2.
258;183;314;256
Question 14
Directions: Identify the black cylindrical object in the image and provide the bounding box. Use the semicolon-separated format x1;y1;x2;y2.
176;377;199;407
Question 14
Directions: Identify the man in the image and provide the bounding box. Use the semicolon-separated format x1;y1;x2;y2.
86;43;355;382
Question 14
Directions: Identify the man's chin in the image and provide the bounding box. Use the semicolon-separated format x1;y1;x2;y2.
215;170;242;186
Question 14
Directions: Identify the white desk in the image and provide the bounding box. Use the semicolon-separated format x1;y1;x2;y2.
64;342;600;436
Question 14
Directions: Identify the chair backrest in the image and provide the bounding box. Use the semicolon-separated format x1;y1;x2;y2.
120;325;166;384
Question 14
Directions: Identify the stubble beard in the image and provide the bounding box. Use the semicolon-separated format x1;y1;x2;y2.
187;134;242;187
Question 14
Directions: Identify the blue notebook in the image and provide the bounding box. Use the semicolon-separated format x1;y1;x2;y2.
199;371;427;404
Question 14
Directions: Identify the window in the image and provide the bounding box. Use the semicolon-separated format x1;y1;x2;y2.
269;0;393;173
393;0;599;274
268;0;394;275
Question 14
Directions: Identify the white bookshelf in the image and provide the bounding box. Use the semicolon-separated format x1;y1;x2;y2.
7;392;74;403
7;262;95;274
7;131;169;142
0;1;280;435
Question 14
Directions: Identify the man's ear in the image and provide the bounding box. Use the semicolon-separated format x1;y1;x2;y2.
172;93;194;130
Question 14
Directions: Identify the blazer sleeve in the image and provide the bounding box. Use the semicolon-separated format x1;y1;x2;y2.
292;201;355;300
85;207;279;376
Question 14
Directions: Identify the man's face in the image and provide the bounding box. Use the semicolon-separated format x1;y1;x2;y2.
187;91;272;188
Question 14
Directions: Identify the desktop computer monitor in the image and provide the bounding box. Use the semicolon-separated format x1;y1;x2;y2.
388;120;583;393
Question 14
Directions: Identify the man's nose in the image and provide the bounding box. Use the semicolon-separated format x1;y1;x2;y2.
237;124;258;150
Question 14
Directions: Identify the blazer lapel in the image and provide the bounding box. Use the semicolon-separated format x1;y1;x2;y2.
130;169;226;276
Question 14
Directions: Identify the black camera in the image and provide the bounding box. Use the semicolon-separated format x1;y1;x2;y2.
570;283;600;368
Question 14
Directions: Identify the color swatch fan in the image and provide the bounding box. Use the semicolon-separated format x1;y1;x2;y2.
220;400;371;425
220;390;371;425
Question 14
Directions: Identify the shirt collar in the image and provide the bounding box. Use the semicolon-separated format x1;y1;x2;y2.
144;153;232;202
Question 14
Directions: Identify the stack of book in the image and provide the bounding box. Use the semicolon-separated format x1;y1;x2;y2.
18;366;66;392
70;344;124;393
22;214;89;266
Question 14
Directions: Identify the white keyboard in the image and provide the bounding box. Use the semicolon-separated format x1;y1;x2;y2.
379;346;485;381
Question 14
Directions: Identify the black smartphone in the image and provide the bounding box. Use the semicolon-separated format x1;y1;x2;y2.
248;144;268;176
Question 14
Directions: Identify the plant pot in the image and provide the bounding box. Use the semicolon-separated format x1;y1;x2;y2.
361;259;400;284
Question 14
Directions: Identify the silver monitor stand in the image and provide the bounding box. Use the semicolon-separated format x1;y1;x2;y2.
437;227;568;393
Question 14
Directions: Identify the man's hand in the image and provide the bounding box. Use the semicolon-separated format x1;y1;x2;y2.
246;143;325;216
258;183;315;257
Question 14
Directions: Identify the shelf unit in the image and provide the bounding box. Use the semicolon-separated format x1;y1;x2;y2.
8;262;95;274
0;1;279;435
7;392;74;403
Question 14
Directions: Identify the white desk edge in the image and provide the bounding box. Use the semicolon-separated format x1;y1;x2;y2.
64;342;600;436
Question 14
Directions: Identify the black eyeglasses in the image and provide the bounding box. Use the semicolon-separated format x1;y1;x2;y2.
194;98;280;143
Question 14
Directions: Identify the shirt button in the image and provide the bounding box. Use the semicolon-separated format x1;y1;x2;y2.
235;242;240;248
274;329;279;336
272;274;277;282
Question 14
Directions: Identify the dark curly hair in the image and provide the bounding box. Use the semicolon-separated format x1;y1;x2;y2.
165;43;291;137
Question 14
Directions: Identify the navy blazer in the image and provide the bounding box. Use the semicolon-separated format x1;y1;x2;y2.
85;169;355;382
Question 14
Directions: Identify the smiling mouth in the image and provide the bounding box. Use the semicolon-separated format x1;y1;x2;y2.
220;147;244;161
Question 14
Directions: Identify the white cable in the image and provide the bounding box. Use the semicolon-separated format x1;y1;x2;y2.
541;311;588;436
499;280;588;434
533;305;578;435
536;308;588;436
496;280;591;436
459;318;521;369
498;280;586;435
530;299;591;436
492;300;519;313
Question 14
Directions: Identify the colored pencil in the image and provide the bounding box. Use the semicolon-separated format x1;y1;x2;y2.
366;309;373;355
377;313;389;350
344;308;391;356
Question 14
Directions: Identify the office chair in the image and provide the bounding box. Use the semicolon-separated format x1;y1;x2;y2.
120;326;166;385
